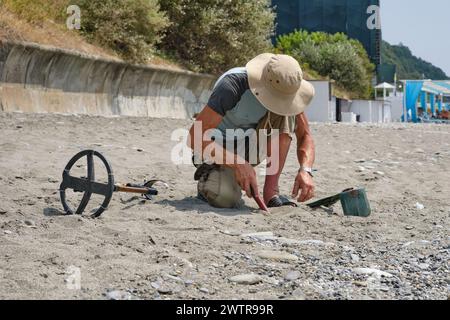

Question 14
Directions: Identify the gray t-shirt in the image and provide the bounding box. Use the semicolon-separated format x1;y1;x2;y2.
207;68;268;139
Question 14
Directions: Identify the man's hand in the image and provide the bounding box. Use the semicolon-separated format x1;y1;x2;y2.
229;163;259;198
292;170;315;203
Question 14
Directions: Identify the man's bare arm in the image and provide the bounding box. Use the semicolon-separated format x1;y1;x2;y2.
188;106;259;197
295;113;315;167
292;113;315;202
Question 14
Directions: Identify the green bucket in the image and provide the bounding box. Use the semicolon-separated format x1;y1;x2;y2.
339;188;371;217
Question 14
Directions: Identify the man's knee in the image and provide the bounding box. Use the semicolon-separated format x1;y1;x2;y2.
197;166;243;208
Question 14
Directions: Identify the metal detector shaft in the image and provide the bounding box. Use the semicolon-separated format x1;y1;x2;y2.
114;184;158;196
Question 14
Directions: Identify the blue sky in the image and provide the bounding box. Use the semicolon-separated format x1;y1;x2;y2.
381;0;450;76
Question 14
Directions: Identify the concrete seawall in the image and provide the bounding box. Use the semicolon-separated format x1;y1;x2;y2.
0;41;215;119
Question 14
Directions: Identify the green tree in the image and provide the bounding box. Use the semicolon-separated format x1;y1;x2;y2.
381;41;449;80
276;30;375;98
77;0;169;63
158;0;275;74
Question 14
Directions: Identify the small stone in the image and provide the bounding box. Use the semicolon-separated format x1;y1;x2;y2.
285;271;301;281
405;226;415;230
353;268;393;278
48;177;59;183
4;230;13;235
354;159;366;163
357;166;366;172
374;171;385;176
220;230;240;236
150;282;160;289
350;254;360;262
199;287;209;294
24;220;35;227
256;250;299;262
415;203;425;210
291;288;306;300
157;287;173;295
418;263;430;270
0;209;7;215
353;281;367;287
229;274;263;285
105;290;133;300
184;280;194;287
241;231;274;239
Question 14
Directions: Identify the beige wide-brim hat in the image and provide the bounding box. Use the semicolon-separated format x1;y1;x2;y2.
246;53;315;116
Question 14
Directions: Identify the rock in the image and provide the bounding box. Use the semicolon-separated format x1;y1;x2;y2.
418;263;430;270
241;231;275;239
374;171;385;176
184;280;194;287
353;281;367;287
256;250;299;262
157;287;173;295
3;230;13;235
229;274;263;285
291;288;306;300
353;268;393;278
405;226;415;230
0;208;7;215
105;290;133;300
357;166;366;172
285;271;301;281
415;203;425;210
24;220;35;227
220;230;241;236
350;254;360;262
48;177;59;183
150;282;160;289
199;287;209;294
296;240;329;246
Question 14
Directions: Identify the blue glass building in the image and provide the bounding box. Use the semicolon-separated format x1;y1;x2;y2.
272;0;382;66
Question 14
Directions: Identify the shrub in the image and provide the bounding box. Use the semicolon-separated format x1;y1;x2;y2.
158;0;275;74
276;30;375;98
76;0;169;63
2;0;69;23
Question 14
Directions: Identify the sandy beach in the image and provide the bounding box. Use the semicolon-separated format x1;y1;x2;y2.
0;111;448;300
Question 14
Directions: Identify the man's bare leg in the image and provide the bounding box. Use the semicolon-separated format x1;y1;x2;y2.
263;133;292;204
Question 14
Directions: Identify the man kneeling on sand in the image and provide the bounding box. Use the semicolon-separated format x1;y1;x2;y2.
188;53;316;209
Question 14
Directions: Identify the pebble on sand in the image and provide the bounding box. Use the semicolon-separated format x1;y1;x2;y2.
353;268;393;278
229;274;263;285
255;250;299;262
105;290;133;300
284;271;301;281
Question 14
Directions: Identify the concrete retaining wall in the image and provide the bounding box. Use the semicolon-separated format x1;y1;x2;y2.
0;41;215;119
